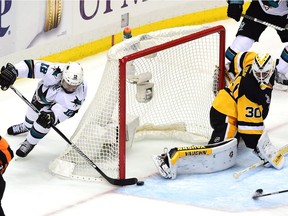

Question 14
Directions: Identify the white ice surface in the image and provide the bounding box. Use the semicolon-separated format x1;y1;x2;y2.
2;18;288;216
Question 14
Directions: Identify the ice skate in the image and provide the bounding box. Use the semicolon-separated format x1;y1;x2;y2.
7;123;28;135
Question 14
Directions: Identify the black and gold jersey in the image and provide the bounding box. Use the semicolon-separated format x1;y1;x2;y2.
212;52;275;135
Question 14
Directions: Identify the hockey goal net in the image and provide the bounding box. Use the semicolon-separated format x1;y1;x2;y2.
49;25;226;181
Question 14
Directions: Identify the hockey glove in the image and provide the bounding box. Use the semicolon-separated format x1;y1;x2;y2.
227;1;243;22
0;63;18;91
36;111;55;129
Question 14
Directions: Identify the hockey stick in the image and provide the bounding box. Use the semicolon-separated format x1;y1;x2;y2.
233;144;288;179
233;160;264;179
252;188;288;199
9;85;139;186
241;14;288;31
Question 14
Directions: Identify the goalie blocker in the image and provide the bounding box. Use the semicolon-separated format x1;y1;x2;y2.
152;138;238;179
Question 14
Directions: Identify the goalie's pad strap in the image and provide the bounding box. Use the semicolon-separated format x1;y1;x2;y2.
171;139;235;165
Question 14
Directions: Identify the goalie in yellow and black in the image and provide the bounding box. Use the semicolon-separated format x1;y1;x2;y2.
152;52;285;179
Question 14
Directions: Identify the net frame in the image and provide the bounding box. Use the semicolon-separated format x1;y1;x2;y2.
118;25;225;178
49;25;226;181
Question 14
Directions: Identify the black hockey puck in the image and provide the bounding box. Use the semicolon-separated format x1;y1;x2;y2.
136;181;144;186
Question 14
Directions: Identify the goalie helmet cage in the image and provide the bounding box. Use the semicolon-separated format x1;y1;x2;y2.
49;25;226;181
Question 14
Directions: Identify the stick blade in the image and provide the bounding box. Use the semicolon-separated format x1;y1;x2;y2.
109;177;138;186
233;172;240;179
252;189;263;199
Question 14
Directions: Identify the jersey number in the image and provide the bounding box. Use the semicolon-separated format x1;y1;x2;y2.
245;107;261;118
64;109;76;118
40;63;49;75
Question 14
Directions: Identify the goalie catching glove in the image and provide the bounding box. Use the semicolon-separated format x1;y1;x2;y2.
36;111;56;129
0;63;18;90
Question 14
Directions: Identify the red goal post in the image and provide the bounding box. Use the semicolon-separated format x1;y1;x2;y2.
49;25;226;181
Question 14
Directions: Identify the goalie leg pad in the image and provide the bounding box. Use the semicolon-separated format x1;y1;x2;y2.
256;132;285;169
153;139;238;178
176;138;238;174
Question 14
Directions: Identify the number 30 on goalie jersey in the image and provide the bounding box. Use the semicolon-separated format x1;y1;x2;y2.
213;52;275;136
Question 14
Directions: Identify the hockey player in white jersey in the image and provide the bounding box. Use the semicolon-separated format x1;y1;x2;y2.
0;60;87;158
226;0;288;84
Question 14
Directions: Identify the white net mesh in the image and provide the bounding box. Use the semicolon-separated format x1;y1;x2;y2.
49;25;225;181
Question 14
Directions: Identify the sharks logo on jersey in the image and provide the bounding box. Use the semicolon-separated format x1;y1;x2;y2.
52;66;62;78
72;96;83;108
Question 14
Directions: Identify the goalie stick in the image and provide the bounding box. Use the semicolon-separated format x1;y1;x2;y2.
233;144;288;179
9;85;139;186
241;14;288;31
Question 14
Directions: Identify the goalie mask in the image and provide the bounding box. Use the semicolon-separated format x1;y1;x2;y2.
251;53;275;90
61;62;83;93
